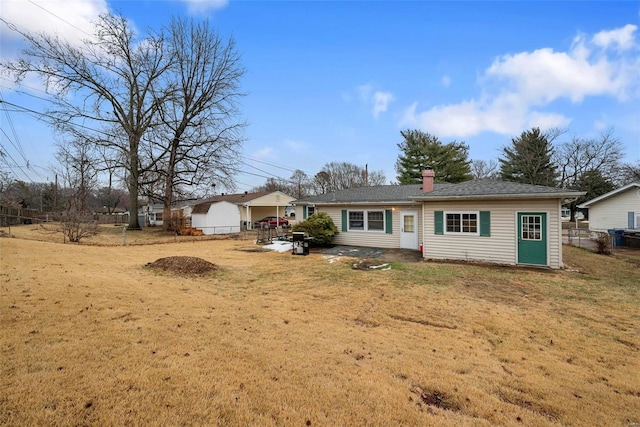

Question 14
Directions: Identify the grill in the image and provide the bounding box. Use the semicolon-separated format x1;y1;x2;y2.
292;232;311;255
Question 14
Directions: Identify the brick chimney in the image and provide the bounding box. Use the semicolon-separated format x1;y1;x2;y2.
422;168;435;193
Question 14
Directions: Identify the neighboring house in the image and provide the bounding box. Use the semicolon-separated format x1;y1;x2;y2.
139;203;164;227
185;191;295;233
191;200;241;235
294;170;584;269
578;182;640;232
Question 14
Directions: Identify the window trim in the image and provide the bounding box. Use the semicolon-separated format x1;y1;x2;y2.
520;214;543;241
347;209;387;232
444;211;479;235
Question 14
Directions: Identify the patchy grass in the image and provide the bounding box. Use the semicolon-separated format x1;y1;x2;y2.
1;226;639;426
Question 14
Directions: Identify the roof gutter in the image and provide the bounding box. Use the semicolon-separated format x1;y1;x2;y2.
295;201;421;206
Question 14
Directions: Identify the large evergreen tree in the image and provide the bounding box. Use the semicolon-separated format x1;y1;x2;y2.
499;128;558;186
395;130;472;184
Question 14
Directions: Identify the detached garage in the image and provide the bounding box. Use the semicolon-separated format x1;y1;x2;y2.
191;201;241;235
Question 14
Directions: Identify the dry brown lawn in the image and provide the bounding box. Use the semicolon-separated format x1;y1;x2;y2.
1;224;639;426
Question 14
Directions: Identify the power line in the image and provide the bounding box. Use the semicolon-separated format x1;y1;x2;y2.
0;93;28;162
26;0;93;38
0;147;36;183
0;97;318;189
243;155;296;173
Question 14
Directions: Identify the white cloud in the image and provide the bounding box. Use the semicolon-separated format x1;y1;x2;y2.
441;75;452;87
400;24;639;138
351;84;394;118
486;43;628;103
592;24;637;51
1;0;108;48
372;91;394;119
181;0;229;14
399;97;571;138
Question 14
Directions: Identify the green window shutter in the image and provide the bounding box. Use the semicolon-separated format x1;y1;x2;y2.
303;206;307;219
480;211;491;236
385;209;392;234
341;210;347;232
434;211;443;235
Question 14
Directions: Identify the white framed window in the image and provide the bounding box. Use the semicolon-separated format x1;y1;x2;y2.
307;206;316;216
445;211;478;234
348;210;385;232
521;214;542;240
368;211;384;231
349;211;364;230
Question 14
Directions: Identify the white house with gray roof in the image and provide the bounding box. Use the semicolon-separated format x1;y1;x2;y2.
294;170;584;269
578;182;640;232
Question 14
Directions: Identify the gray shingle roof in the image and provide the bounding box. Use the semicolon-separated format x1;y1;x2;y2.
294;180;584;205
295;184;454;204
412;179;585;200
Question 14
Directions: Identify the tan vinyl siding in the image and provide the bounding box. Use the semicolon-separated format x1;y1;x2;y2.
249;206;287;221
318;205;422;249
249;192;295;206
422;199;563;269
587;188;640;231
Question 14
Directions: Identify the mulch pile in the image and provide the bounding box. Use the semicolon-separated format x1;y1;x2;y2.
146;256;218;276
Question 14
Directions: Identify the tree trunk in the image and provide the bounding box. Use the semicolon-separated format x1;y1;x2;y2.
127;139;141;230
162;137;179;231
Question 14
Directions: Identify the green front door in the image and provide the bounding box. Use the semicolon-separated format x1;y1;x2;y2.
517;213;547;266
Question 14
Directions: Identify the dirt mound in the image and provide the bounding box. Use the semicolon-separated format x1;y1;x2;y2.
352;259;391;271
147;256;218;276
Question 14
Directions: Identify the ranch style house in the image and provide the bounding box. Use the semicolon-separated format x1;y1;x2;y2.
294;170;585;269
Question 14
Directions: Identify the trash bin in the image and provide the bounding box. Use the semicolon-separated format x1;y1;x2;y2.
608;229;625;247
614;230;625;246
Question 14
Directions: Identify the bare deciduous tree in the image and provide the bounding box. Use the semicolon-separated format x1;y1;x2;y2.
2;14;172;229
555;128;623;188
316;161;386;193
156;18;245;230
471;159;499;179
288;170;311;199
554;128;624;220
616;161;640;185
55;138;98;214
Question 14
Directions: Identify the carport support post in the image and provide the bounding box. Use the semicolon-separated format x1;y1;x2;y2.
122;226;126;246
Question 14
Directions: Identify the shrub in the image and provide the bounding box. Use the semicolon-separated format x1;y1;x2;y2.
292;212;338;246
40;212;99;243
593;232;611;255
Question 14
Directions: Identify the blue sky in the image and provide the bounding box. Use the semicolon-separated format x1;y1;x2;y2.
1;0;639;191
